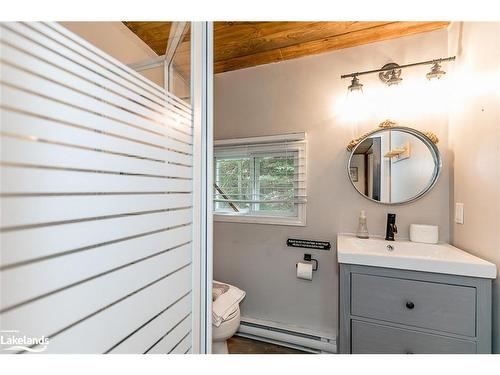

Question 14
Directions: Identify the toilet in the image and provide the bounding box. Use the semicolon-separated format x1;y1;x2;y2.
212;281;245;354
212;305;241;354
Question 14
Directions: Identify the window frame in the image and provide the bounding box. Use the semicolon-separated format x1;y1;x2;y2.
213;134;307;226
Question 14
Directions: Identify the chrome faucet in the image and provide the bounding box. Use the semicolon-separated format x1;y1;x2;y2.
385;213;398;241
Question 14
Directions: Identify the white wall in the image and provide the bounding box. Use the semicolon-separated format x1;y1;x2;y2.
61;22;191;100
448;22;500;353
380;131;391;202
391;131;435;202
60;22;164;86
214;29;450;337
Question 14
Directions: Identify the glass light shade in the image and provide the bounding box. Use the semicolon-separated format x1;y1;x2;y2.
386;70;403;86
426;62;446;80
345;85;368;123
348;76;363;92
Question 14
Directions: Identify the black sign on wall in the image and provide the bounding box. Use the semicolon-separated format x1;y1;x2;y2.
286;238;331;250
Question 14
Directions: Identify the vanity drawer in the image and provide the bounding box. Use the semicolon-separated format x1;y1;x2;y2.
351;320;476;354
351;273;476;337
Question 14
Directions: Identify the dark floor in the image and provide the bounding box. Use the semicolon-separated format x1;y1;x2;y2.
227;336;308;354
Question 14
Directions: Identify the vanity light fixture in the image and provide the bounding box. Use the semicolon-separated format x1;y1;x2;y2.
378;63;402;86
341;56;455;91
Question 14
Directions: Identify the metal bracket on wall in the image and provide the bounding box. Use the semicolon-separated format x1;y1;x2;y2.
303;254;319;271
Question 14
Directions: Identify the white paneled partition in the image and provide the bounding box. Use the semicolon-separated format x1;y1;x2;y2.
0;22;199;354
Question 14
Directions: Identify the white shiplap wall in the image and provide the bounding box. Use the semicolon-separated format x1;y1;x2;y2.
0;22;194;354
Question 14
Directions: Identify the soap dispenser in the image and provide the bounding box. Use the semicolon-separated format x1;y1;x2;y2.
356;210;369;239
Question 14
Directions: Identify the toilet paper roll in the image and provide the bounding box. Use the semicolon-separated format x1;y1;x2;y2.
296;262;313;280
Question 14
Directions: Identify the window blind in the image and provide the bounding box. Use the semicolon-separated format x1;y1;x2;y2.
214;134;307;216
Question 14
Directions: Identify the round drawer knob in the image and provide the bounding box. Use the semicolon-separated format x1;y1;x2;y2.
405;301;415;309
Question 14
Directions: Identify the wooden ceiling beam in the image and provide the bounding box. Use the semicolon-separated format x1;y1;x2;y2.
214;21;449;73
214;21;393;61
123;21;172;55
122;21;450;75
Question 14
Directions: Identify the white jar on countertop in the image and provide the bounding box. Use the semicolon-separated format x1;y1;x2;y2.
409;224;439;244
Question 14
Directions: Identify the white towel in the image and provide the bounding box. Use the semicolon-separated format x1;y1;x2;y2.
212;280;246;327
212;282;230;301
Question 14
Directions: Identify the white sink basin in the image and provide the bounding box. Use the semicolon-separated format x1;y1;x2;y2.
337;234;497;279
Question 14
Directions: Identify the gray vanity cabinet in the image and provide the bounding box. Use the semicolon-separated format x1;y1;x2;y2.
339;264;492;354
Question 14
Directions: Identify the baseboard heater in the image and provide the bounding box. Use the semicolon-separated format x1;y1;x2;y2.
236;317;337;354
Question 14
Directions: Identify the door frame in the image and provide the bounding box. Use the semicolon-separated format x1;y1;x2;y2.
191;21;214;354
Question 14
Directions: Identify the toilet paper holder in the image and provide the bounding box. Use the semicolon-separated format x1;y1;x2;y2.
301;253;318;271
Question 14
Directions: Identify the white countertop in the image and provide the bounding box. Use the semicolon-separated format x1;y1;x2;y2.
337;234;497;279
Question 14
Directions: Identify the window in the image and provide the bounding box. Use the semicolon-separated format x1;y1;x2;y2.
214;134;307;226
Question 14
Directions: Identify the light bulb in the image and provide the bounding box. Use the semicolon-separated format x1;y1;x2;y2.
344;76;368;123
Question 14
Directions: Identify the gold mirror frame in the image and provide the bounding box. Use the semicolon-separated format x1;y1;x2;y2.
346;120;439;152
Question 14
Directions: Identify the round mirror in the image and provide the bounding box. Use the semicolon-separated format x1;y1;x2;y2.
347;127;441;204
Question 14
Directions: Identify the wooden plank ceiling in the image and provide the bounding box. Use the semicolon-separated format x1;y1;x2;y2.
123;21;449;74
